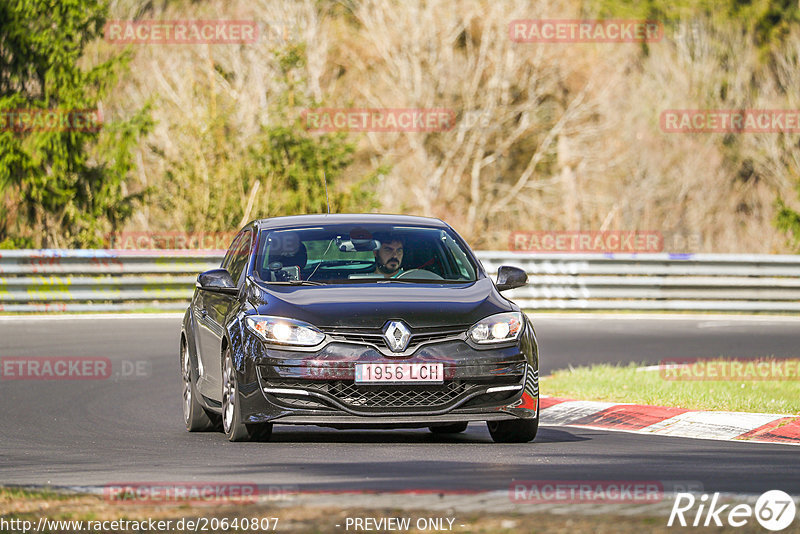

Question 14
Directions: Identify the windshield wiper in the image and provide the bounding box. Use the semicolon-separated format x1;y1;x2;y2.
262;280;325;286
376;278;469;284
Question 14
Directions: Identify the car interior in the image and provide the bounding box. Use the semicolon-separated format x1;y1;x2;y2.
255;227;475;283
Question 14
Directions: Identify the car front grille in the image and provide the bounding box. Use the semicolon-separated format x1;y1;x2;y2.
262;377;521;413
330;381;466;408
322;326;466;352
461;389;521;408
270;396;331;409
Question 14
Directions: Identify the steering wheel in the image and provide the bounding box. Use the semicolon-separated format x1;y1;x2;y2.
395;269;444;280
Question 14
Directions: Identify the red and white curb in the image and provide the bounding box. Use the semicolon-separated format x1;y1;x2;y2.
539;397;800;445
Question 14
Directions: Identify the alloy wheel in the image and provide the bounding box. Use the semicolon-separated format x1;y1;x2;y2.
222;356;236;433
181;344;192;424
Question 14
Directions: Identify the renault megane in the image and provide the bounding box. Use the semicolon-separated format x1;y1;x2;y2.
180;214;539;442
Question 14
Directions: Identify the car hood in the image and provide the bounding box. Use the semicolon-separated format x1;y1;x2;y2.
249;277;514;329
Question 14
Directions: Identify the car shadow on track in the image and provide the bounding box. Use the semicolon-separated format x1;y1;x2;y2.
533;427;591;443
266;429;481;444
249;425;589;444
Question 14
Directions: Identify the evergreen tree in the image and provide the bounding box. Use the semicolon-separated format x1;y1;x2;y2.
0;0;151;248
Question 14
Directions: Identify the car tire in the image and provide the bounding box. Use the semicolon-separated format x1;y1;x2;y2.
486;418;538;443
222;347;272;442
181;340;217;432
428;422;469;434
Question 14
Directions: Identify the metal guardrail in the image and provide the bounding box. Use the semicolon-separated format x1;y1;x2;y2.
0;250;220;312
489;252;800;312
0;249;799;312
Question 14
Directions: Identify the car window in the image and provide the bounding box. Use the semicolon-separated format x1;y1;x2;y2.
221;232;242;270
254;224;478;284
225;230;251;286
441;231;477;279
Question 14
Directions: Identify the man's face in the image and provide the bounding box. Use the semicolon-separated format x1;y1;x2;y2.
375;240;403;274
271;232;300;256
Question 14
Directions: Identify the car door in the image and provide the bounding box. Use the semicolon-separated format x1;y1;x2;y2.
195;230;251;399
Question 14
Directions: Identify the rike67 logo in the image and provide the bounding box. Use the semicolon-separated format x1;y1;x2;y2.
668;490;796;531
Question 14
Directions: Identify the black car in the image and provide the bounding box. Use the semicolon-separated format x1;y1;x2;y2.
180;214;539;443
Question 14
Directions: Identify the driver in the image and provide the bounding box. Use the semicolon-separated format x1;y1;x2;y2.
374;237;404;278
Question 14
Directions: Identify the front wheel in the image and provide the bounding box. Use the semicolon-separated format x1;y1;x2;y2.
222;348;272;442
487;418;538;443
182;341;216;432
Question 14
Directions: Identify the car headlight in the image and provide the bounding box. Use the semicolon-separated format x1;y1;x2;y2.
245;316;325;346
467;312;523;344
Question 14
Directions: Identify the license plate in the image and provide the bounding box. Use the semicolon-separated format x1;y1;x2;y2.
355;363;444;384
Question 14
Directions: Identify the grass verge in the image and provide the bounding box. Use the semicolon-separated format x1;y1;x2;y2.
540;361;800;414
0;487;770;534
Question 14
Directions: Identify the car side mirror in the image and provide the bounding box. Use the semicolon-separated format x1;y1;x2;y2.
197;268;239;295
496;265;527;291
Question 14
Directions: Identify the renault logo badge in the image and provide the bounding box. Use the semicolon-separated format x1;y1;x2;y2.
383;320;411;352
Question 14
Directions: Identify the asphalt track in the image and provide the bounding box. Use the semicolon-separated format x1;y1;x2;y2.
1;314;799;495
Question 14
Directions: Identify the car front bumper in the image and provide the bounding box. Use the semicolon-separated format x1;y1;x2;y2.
232;333;539;426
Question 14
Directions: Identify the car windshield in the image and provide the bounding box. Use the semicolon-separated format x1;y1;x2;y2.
253;224;478;284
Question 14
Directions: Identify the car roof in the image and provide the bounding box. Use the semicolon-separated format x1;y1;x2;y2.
252;213;450;231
